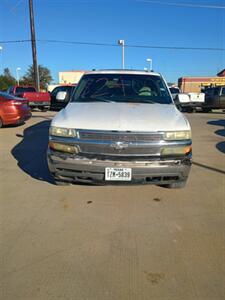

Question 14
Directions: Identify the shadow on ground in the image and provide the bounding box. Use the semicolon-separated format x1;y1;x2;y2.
11;120;54;184
207;119;225;154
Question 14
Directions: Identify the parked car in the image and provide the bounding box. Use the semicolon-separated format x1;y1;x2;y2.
50;85;76;111
7;85;51;111
202;86;225;112
169;87;205;112
0;92;31;127
47;70;192;188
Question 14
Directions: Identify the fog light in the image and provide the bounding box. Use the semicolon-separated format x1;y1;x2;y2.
49;142;79;154
161;146;192;156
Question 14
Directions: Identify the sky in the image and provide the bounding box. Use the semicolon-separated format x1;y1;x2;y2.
0;0;224;84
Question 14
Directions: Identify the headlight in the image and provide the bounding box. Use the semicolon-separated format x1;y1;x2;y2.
164;131;191;141
50;126;77;137
161;145;192;156
49;142;79;154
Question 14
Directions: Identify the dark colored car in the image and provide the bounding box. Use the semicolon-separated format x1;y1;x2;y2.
50;85;76;111
0;92;31;127
202;86;225;112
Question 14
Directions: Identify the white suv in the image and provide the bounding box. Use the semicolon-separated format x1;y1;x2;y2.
47;70;192;188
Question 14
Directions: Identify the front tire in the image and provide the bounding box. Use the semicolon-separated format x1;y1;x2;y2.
202;108;211;113
176;105;183;112
0;117;3;128
40;107;48;112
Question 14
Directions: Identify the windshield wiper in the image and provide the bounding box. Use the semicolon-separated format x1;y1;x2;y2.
134;99;156;104
89;97;115;103
75;97;114;103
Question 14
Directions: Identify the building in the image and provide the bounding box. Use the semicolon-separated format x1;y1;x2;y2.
178;69;225;93
217;69;225;77
59;70;87;84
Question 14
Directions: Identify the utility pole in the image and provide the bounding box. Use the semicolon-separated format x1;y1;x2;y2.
28;0;40;91
118;40;125;69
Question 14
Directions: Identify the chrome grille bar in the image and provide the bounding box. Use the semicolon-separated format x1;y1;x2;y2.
78;130;163;142
79;143;161;156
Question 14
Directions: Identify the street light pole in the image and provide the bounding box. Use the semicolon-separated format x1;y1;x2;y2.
28;0;40;91
118;40;125;69
16;67;21;85
0;46;3;74
146;58;152;72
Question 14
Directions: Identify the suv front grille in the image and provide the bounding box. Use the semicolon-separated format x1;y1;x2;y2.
79;143;161;156
78;130;162;143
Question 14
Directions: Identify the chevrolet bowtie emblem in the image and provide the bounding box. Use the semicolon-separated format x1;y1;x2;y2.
110;142;129;150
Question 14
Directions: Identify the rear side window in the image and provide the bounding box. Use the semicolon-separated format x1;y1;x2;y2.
213;87;220;95
15;87;36;93
221;87;225;95
205;88;214;96
169;87;180;94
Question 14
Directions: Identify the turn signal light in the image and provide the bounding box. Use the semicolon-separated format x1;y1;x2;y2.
49;142;79;154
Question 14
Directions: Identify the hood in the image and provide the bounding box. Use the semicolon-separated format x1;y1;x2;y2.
51;102;190;132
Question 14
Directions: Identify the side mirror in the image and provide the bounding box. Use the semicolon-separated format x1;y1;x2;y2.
56;91;67;101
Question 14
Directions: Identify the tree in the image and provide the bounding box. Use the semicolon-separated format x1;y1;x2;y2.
21;65;53;90
0;68;16;91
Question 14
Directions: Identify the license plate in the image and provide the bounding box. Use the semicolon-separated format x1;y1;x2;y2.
105;168;132;181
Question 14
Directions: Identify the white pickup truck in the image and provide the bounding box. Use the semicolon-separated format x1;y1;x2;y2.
47;70;192;188
169;87;205;112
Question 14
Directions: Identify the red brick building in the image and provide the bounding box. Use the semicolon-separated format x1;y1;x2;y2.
178;69;225;93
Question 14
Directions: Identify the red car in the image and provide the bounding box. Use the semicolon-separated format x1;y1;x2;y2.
0;92;31;127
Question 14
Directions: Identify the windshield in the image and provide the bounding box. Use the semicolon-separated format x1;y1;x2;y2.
71;74;172;104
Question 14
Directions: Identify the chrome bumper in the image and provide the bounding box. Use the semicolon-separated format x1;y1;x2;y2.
47;149;191;184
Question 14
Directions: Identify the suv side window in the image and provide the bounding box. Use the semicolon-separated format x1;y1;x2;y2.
221;87;225;95
213;87;220;96
205;88;213;96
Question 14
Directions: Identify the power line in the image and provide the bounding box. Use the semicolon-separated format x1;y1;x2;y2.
38;39;118;47
38;39;225;52
137;0;225;9
0;39;225;51
0;40;31;44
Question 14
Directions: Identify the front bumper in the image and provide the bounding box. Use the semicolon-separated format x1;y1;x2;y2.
47;149;191;185
29;101;50;108
179;102;204;108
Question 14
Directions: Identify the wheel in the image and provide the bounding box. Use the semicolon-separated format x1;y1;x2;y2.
202;108;211;113
40;107;48;112
176;105;183;112
160;180;187;189
186;107;194;113
0;117;3;128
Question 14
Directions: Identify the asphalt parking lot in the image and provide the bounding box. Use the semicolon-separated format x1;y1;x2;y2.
0;111;224;300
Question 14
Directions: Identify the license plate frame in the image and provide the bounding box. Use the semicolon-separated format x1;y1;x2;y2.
105;167;132;181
